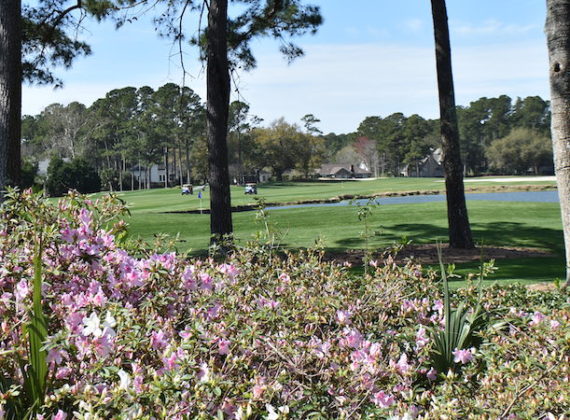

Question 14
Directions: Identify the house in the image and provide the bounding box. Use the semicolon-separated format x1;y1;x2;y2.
229;164;272;184
37;157;70;176
317;163;372;179
131;164;177;185
400;148;444;177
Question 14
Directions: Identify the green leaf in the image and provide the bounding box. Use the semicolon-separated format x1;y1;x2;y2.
21;240;48;417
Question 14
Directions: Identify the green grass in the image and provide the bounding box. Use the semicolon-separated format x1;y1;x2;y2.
98;176;564;287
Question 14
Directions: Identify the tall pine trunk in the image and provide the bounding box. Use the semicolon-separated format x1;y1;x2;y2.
207;0;233;243
164;146;169;188
0;0;22;194
430;0;474;249
185;136;192;184
546;0;570;286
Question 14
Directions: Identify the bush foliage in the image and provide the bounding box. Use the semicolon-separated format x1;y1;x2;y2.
0;190;568;419
45;156;101;196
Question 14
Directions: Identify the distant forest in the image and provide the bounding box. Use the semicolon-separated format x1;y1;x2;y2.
21;83;553;191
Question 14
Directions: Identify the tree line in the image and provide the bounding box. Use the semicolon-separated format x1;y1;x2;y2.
21;87;552;189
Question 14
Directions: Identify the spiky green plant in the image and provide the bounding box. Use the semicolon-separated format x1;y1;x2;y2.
17;240;49;419
429;246;488;375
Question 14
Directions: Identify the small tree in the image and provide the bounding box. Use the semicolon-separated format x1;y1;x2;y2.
486;128;552;175
20;158;38;189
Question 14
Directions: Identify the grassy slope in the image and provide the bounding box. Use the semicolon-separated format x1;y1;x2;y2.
121;177;563;286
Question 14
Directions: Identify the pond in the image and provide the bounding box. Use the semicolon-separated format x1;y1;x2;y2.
266;191;559;211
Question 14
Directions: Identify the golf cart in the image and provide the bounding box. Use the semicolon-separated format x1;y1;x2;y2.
181;184;193;195
244;183;257;195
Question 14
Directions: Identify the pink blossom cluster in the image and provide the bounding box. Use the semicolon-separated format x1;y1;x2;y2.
2;191;567;418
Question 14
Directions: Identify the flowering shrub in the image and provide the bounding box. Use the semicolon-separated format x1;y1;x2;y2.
0;190;568;419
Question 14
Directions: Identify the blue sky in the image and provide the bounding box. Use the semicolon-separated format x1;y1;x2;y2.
22;0;549;133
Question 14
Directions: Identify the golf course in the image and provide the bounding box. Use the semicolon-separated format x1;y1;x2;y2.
115;176;563;288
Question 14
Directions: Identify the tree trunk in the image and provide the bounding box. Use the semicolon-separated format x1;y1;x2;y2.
546;0;570;286
137;156;140;190
130;160;134;191
430;0;474;249
0;0;22;194
164;146;169;188
185;135;192;184
207;0;233;243
119;154;124;192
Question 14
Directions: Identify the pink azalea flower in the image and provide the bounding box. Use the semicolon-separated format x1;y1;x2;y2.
179;326;193;340
90;291;107;307
415;326;430;350
452;347;475;364
252;384;265;400
52;410;67;420
550;319;561;329
371;390;395;408
426;367;437;381
133;374;145;393
313;340;332;359
199;273;213;291
369;342;382;359
278;273;291;283
530;311;546;326
14;279;29;300
162;352;180;371
93;335;114;358
181;266;197;289
55;367;72;379
257;296;280;309
79;208;93;229
432;300;444;312
66;311;85;334
392;353;411;375
218;263;240;280
336;309;352;325
205;303;222;320
150;330;169;350
197;362;210;382
217;338;231;355
343;328;363;348
47;348;68;365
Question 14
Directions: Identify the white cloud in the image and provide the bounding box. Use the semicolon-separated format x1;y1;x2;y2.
452;19;538;36
234;41;548;132
404;18;424;32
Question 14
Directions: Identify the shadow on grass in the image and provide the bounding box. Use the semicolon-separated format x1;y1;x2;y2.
371;221;564;254
331;220;564;287
446;257;564;284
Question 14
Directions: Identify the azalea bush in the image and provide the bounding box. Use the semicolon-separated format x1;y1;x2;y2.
0;190;568;419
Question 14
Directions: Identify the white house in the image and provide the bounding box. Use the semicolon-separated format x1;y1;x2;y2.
131;164;177;185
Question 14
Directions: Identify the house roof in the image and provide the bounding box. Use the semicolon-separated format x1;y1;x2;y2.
318;163;372;176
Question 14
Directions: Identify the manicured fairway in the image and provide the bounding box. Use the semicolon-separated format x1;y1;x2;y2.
123;187;564;286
